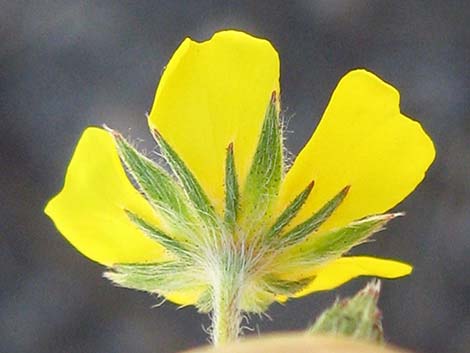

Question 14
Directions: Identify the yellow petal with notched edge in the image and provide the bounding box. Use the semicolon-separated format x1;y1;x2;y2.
148;30;280;213
45;127;167;266
277;70;435;231
293;256;412;297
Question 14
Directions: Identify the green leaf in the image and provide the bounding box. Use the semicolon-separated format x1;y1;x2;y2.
112;131;195;229
224;143;239;231
276;186;350;249
265;180;314;241
152;129;220;228
126;210;191;259
239;92;283;230
308;280;384;343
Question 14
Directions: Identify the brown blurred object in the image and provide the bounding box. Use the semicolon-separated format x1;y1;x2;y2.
183;333;412;353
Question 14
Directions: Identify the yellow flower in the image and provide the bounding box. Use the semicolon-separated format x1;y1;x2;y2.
45;31;434;325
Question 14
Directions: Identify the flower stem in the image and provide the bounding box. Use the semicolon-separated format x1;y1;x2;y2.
211;262;244;345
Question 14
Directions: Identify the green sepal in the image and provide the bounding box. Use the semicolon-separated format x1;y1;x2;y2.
288;213;400;265
239;92;283;230
112;130;195;229
224;143;239;231
195;288;213;313
105;262;203;294
276;186;350;248
126;210;191;259
308;280;384;342
265;180;314;240
263;275;314;296
239;286;275;313
152;129;220;228
236;275;314;313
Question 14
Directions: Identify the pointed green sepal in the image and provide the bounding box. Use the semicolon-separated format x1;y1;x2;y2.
152;129;219;228
239;286;275;314
277;186;350;248
126;210;191;259
263;275;314;296
308;280;384;342
265;180;314;240
195;288;213;313
237;275;314;313
112;130;195;229
105;262;204;294
224;143;239;230
239;92;283;230
291;213;401;265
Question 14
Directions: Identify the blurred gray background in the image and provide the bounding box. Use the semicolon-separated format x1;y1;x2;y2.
1;1;469;353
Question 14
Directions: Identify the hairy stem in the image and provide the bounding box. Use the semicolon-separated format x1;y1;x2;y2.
211;260;244;345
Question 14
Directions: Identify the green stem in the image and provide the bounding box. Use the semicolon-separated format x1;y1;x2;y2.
211;263;244;345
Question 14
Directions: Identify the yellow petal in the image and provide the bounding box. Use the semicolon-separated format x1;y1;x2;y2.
45;127;167;266
165;287;206;307
293;256;412;297
148;30;280;212
277;70;435;231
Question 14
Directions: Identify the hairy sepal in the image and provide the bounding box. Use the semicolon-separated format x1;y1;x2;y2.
224;143;239;232
265;180;314;241
152;129;221;230
112;131;196;232
239;92;283;234
126;210;191;259
234;276;313;313
262;275;314;297
275;186;350;249
105;262;205;295
277;213;401;270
